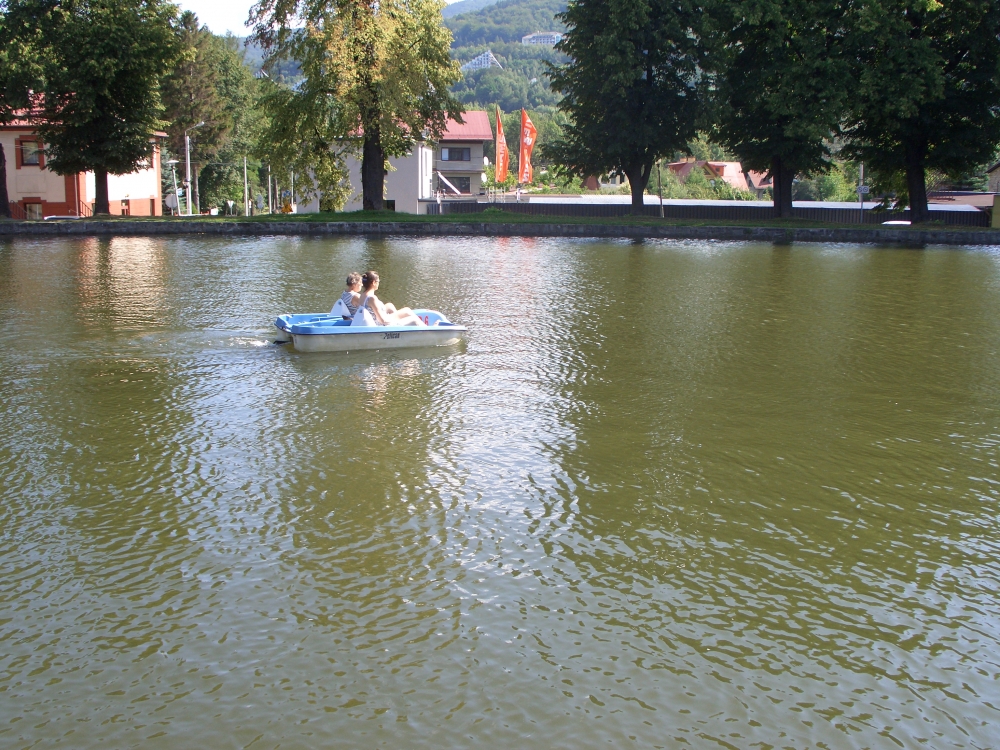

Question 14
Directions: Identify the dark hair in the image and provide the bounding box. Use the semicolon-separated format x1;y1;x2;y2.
346;272;361;287
361;270;379;290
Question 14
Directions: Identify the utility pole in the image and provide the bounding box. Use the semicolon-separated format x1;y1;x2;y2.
657;162;664;219
267;165;272;214
184;121;205;216
243;156;249;216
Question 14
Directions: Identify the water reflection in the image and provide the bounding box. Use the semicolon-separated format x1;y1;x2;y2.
1;236;999;748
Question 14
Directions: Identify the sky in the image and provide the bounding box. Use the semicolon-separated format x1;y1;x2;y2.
175;0;463;37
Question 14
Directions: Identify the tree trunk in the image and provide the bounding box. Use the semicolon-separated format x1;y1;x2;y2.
770;156;795;219
624;161;652;215
905;144;930;224
0;144;10;218
94;168;111;215
362;131;385;211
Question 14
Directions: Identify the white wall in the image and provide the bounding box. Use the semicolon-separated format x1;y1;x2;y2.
1;132;67;203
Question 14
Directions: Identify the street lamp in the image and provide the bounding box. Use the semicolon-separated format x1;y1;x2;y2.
165;159;179;215
184;121;205;216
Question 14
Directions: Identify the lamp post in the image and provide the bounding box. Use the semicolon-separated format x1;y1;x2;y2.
165;159;179;215
184;121;205;216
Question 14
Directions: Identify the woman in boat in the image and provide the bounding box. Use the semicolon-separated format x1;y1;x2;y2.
337;273;362;318
352;271;425;327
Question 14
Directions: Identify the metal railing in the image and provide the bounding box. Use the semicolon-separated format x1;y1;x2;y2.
7;202;27;220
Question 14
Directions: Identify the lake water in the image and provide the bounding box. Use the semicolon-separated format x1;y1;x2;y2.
2;235;999;749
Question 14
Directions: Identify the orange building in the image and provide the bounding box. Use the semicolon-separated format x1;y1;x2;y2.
2;118;164;219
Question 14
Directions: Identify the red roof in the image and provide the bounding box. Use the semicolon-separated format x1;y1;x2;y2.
441;111;492;142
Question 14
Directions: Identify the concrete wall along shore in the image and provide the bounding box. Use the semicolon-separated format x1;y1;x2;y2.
3;218;1000;246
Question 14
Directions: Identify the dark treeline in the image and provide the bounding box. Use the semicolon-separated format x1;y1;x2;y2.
548;0;1000;220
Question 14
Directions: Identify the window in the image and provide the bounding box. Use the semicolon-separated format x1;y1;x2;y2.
21;141;41;166
441;147;470;161
441;176;471;194
385;200;396;211
25;203;43;220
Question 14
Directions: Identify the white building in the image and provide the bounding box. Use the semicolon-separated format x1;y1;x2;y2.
298;112;494;215
460;50;503;72
2;116;164;219
522;31;563;45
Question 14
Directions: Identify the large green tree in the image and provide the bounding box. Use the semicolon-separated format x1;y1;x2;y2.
251;0;462;210
31;0;178;215
708;0;850;218
547;0;706;212
843;0;1000;223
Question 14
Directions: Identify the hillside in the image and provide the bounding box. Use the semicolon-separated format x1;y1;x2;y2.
445;0;566;47
447;0;568;110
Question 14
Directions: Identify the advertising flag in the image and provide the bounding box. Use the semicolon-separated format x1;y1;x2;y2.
495;106;509;183
518;109;537;184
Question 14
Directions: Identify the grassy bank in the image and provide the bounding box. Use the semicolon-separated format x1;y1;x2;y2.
25;209;992;233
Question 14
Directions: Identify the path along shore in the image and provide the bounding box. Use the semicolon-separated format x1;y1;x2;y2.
2;219;999;246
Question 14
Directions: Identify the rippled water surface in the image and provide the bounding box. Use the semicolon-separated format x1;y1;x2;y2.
2;235;1000;749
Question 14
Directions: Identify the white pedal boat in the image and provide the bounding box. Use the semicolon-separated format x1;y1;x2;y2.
274;300;466;352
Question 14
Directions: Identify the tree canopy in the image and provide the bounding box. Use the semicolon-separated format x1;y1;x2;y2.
547;0;706;210
842;0;1000;222
25;0;178;215
708;0;851;217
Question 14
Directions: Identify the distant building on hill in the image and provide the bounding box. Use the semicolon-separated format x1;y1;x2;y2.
461;50;503;72
522;31;563;45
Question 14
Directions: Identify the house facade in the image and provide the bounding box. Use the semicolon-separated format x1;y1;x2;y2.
300;112;493;214
2;121;164;218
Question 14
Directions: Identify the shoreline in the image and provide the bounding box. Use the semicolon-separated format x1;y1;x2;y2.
2;218;999;246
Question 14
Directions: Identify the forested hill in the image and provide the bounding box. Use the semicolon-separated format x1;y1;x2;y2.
445;0;567;47
442;0;501;19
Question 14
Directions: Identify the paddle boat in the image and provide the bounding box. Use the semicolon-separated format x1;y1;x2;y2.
274;299;466;352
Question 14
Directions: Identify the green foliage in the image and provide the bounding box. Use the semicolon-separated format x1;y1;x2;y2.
842;0;1000;221
444;0;566;47
31;0;179;177
161;12;232;163
792;161;859;202
483;163;517;190
547;0;707;210
708;0;850;216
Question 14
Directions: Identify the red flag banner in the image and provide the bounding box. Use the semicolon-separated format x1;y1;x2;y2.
495;106;509;183
518;109;537;184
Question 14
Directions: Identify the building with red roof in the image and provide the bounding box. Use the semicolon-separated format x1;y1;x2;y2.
299;111;494;214
2;118;165;219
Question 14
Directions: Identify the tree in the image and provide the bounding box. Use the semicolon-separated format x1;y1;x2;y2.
251;0;463;210
546;0;706;212
0;0;47;218
843;0;1000;223
31;0;178;215
707;0;850;218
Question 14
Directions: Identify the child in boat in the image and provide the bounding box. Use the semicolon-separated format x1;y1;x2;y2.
337;273;362;319
352;271;425;327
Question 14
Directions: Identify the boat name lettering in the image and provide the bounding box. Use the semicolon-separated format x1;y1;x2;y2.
383;332;401;339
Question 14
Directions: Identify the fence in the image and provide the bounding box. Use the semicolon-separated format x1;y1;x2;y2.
429;200;990;227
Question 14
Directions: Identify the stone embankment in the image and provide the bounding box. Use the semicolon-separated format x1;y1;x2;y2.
2;219;999;246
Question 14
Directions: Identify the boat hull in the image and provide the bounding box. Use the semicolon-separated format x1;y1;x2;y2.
291;325;465;352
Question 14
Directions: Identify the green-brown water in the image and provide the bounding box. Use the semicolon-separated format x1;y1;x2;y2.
1;235;999;749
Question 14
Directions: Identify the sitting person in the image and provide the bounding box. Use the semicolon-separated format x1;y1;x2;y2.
351;270;425;327
333;273;362;319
